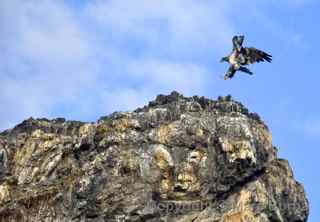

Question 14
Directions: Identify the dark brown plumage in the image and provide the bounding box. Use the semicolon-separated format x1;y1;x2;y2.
221;36;272;80
242;47;272;64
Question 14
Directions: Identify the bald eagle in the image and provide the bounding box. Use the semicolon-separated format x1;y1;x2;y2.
221;35;272;80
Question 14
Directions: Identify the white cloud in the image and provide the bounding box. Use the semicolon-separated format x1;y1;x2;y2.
100;88;153;113
95;58;211;115
2;0;305;131
1;0;91;63
0;0;99;130
84;0;234;53
1;0;236;131
128;58;209;92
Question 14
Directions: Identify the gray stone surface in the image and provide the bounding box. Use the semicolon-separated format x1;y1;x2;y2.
0;92;308;221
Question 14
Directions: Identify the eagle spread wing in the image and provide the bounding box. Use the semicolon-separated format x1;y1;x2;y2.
232;35;244;51
222;35;272;80
244;47;272;64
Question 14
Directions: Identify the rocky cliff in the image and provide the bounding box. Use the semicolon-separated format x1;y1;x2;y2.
0;91;308;222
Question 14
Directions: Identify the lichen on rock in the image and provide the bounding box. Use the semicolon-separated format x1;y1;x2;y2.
0;92;308;222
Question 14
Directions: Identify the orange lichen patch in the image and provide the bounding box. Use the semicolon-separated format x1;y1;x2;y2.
39;138;63;153
98;118;140;134
220;139;256;163
153;145;174;170
13;142;37;171
12;130;71;184
155;124;177;144
31;130;58;144
177;171;195;183
13;130;63;166
153;145;174;198
95;123;110;136
95;119;140;144
14;131;49;161
221;140;251;153
222;210;256;222
221;139;233;152
159;179;174;195
188;148;207;164
237;190;252;210
79;124;95;137
0;184;11;204
195;126;204;137
112;119;131;132
176;164;200;193
95;120;125;137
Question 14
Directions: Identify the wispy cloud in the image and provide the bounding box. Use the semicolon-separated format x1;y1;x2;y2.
0;0;99;129
84;0;234;54
0;0;310;131
0;0;236;130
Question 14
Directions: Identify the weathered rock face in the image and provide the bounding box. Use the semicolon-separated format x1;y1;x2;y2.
0;92;308;222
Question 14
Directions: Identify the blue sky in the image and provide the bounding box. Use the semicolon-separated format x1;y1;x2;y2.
1;0;319;221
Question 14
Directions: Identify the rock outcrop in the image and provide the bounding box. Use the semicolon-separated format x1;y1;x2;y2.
0;91;308;222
